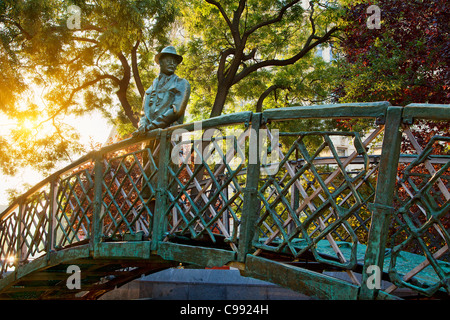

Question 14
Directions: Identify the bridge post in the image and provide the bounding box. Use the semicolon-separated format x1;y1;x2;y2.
91;152;104;254
359;106;403;300
152;130;171;251
16;199;24;269
238;113;262;262
46;179;58;258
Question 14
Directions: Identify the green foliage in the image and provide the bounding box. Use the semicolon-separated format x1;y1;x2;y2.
0;0;176;175
0;0;348;194
176;0;344;119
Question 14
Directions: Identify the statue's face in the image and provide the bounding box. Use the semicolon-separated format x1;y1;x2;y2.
159;55;178;76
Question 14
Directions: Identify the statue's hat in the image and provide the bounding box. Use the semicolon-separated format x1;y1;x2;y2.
155;46;183;64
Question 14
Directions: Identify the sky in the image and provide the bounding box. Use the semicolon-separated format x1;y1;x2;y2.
0;110;112;206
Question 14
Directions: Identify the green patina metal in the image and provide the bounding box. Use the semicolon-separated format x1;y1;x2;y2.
359;107;403;300
0;102;448;300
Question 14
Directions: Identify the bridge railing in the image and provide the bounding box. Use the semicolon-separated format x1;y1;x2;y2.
0;102;449;299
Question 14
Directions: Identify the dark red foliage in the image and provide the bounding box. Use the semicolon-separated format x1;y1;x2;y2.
338;0;449;105
335;1;450;261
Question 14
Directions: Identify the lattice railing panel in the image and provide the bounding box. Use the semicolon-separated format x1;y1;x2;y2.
0;211;18;276
164;129;249;251
54;168;95;248
101;145;157;239
254;127;383;269
19;190;50;261
387;131;450;296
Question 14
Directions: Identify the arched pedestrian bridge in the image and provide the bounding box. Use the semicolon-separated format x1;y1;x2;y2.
0;102;449;300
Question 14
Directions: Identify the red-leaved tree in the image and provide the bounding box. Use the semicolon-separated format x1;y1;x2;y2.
335;0;449;259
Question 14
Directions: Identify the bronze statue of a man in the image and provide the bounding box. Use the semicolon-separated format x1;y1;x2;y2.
138;46;190;132
137;46;190;200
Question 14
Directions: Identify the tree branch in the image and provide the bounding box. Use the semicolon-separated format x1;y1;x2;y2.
116;51;139;127
50;24;104;33
66;75;120;105
38;74;120;127
0;16;33;39
131;40;145;98
205;0;245;46
243;0;302;38
217;48;235;83
256;84;290;112
116;51;131;83
243;48;256;61
70;36;99;44
309;2;316;36
231;0;247;44
205;0;233;31
234;26;339;85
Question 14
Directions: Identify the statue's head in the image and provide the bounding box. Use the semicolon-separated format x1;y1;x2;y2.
155;46;183;76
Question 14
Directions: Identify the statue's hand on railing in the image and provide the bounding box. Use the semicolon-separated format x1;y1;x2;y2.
132;122;161;137
132;125;148;137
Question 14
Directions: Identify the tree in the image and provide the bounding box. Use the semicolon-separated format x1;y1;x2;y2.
333;0;449;143
177;0;342;118
334;0;450;260
0;0;176;174
334;0;449;106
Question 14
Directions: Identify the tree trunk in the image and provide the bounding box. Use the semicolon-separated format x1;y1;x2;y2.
117;87;140;128
210;83;231;118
